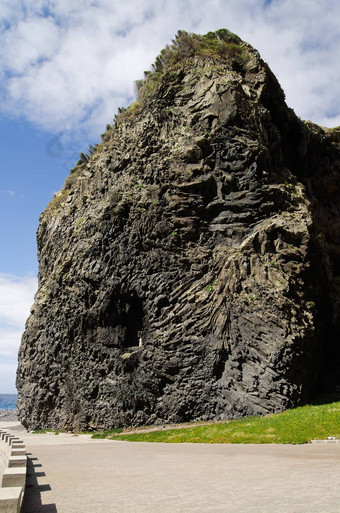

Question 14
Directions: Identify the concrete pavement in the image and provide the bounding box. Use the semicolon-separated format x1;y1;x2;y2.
1;420;340;513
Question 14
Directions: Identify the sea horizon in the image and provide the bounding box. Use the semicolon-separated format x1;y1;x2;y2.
0;393;17;410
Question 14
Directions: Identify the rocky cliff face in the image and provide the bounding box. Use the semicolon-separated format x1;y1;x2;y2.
17;30;340;431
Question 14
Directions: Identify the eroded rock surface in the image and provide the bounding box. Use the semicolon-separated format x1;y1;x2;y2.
17;30;340;430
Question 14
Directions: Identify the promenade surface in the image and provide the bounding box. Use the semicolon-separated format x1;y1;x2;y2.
1;420;340;513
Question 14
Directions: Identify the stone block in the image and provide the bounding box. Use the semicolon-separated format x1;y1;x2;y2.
8;440;20;447
1;468;26;488
0;487;22;513
9;445;24;452
8;456;27;468
9;450;25;458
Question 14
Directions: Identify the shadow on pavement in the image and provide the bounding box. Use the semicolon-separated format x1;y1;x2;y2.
22;454;58;513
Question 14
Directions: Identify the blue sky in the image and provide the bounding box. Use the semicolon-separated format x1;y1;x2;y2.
1;0;340;393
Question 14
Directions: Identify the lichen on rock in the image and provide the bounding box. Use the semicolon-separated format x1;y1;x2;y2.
17;30;340;431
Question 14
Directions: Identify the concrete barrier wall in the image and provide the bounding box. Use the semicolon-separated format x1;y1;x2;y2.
0;430;26;513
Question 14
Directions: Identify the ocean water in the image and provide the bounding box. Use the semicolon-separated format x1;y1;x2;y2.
0;394;17;410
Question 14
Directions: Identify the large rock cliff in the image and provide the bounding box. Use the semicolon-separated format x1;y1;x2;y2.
17;30;340;431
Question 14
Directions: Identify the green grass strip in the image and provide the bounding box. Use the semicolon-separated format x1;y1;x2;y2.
103;398;340;444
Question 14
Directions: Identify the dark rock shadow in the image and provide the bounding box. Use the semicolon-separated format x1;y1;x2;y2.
310;392;340;407
22;455;58;513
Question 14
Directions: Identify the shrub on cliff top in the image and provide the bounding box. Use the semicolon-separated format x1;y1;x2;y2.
151;29;243;73
114;30;246;125
134;29;245;105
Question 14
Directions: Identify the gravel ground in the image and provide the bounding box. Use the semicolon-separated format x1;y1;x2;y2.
0;409;18;421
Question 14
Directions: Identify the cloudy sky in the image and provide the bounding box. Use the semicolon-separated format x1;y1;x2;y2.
0;0;340;394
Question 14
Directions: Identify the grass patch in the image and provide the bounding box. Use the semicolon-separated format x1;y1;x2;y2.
91;428;123;439
105;397;340;444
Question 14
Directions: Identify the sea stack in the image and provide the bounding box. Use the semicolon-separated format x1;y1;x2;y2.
17;30;340;430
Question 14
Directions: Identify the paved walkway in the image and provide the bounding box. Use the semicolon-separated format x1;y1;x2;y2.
1;420;340;512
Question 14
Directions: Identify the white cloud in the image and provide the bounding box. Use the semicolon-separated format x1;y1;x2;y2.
0;362;18;394
0;273;36;393
0;327;25;357
0;273;37;393
2;17;61;75
0;0;339;139
0;273;37;328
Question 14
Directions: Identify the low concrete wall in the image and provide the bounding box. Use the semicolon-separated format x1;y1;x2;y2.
0;430;26;513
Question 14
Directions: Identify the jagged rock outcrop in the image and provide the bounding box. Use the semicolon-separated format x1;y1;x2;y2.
17;30;340;430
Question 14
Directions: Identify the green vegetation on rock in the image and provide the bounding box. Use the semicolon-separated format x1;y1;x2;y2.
44;189;69;217
150;29;244;74
117;29;246;122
